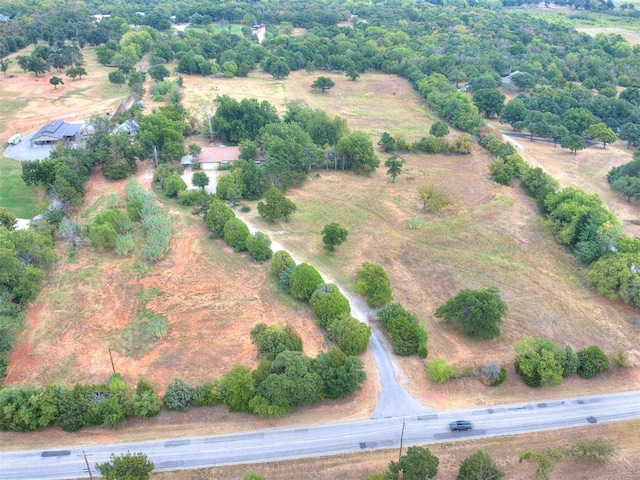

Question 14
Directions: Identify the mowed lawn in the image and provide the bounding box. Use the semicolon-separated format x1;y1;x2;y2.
0;155;41;218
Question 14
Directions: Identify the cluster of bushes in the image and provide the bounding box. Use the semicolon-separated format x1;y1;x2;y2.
514;337;610;387
354;262;428;357
377;303;428;357
272;252;372;356
479;132;528;186
125;179;172;261
0;374;161;432
89;207;134;255
204;197;273;262
378;130;474;155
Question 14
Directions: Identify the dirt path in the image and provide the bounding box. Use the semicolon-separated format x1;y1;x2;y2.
230;191;434;417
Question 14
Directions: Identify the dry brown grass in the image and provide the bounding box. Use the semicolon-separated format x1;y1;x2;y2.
0;46;127;139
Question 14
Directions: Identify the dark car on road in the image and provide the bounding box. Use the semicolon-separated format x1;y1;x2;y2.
449;420;473;431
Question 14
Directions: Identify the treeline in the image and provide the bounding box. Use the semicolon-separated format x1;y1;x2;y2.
481;132;640;311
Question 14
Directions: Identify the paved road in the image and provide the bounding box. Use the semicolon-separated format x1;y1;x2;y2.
1;391;637;480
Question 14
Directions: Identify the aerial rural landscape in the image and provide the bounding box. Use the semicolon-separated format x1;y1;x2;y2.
0;0;639;479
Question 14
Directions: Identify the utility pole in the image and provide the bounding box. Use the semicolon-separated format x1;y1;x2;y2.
82;451;94;480
398;418;406;462
108;348;116;374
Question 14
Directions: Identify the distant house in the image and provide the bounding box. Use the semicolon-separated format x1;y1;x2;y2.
199;146;241;171
116;119;139;137
30;120;81;147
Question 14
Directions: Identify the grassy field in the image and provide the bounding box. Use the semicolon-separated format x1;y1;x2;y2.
0;155;41;217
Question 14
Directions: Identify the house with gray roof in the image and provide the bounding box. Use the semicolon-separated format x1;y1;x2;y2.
30;120;81;147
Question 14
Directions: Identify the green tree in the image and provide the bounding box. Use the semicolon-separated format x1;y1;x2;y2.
148;64;170;82
245;232;273;262
560;134;586;155
328;315;371;356
256;351;323;409
472;88;505;118
499;98;528;129
389;446;439;480
457;450;505;480
577;346;609;379
346;67;360;81
418;183;451;212
315;349;366;399
310;283;351;328
163;174;187;197
435;288;507;340
108;70;126;87
321;223;348;251
132;381;161;418
96;452;154;480
430;121;450;137
219;364;256;413
289;263;324;301
585;122;617;149
205;199;234;238
269;59;290;79
49;76;64;89
355;262;392;308
336;131;380;173
611;176;640;202
223;217;250;251
619;122;640;148
0;59;10;77
0;207;17;230
384;156;404;183
563;108;597;135
426;358;455;384
250;322;302;361
162;379;192;412
257;186;297;221
514;337;565;387
191;171;210;190
312;76;335;93
270;250;295;277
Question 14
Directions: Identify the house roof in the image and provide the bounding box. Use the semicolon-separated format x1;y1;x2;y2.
116;119;139;133
31;120;81;141
180;155;194;165
199;146;241;163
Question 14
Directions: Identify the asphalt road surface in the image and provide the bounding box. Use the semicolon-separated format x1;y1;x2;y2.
1;391;638;480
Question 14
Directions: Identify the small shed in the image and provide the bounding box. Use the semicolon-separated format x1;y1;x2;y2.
180;154;194;166
30;120;81;147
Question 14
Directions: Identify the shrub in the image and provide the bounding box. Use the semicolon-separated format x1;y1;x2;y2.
426;358;455;384
190;383;221;407
377;303;428;357
278;265;295;293
514;337;565;387
132;381;161;418
163;174;187;198
310;283;351;328
480;361;507;386
115;234;135;255
562;345;579;377
611;348;630;368
271;250;295;277
89;223;117;250
355;262;392;308
328;316;371;356
434;287;506;340
289;263;324;301
569;438;616;465
163;379;192;412
205;198;235;238
246;232;273;262
223;217;250;251
577;346;610;379
250;322;303;360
